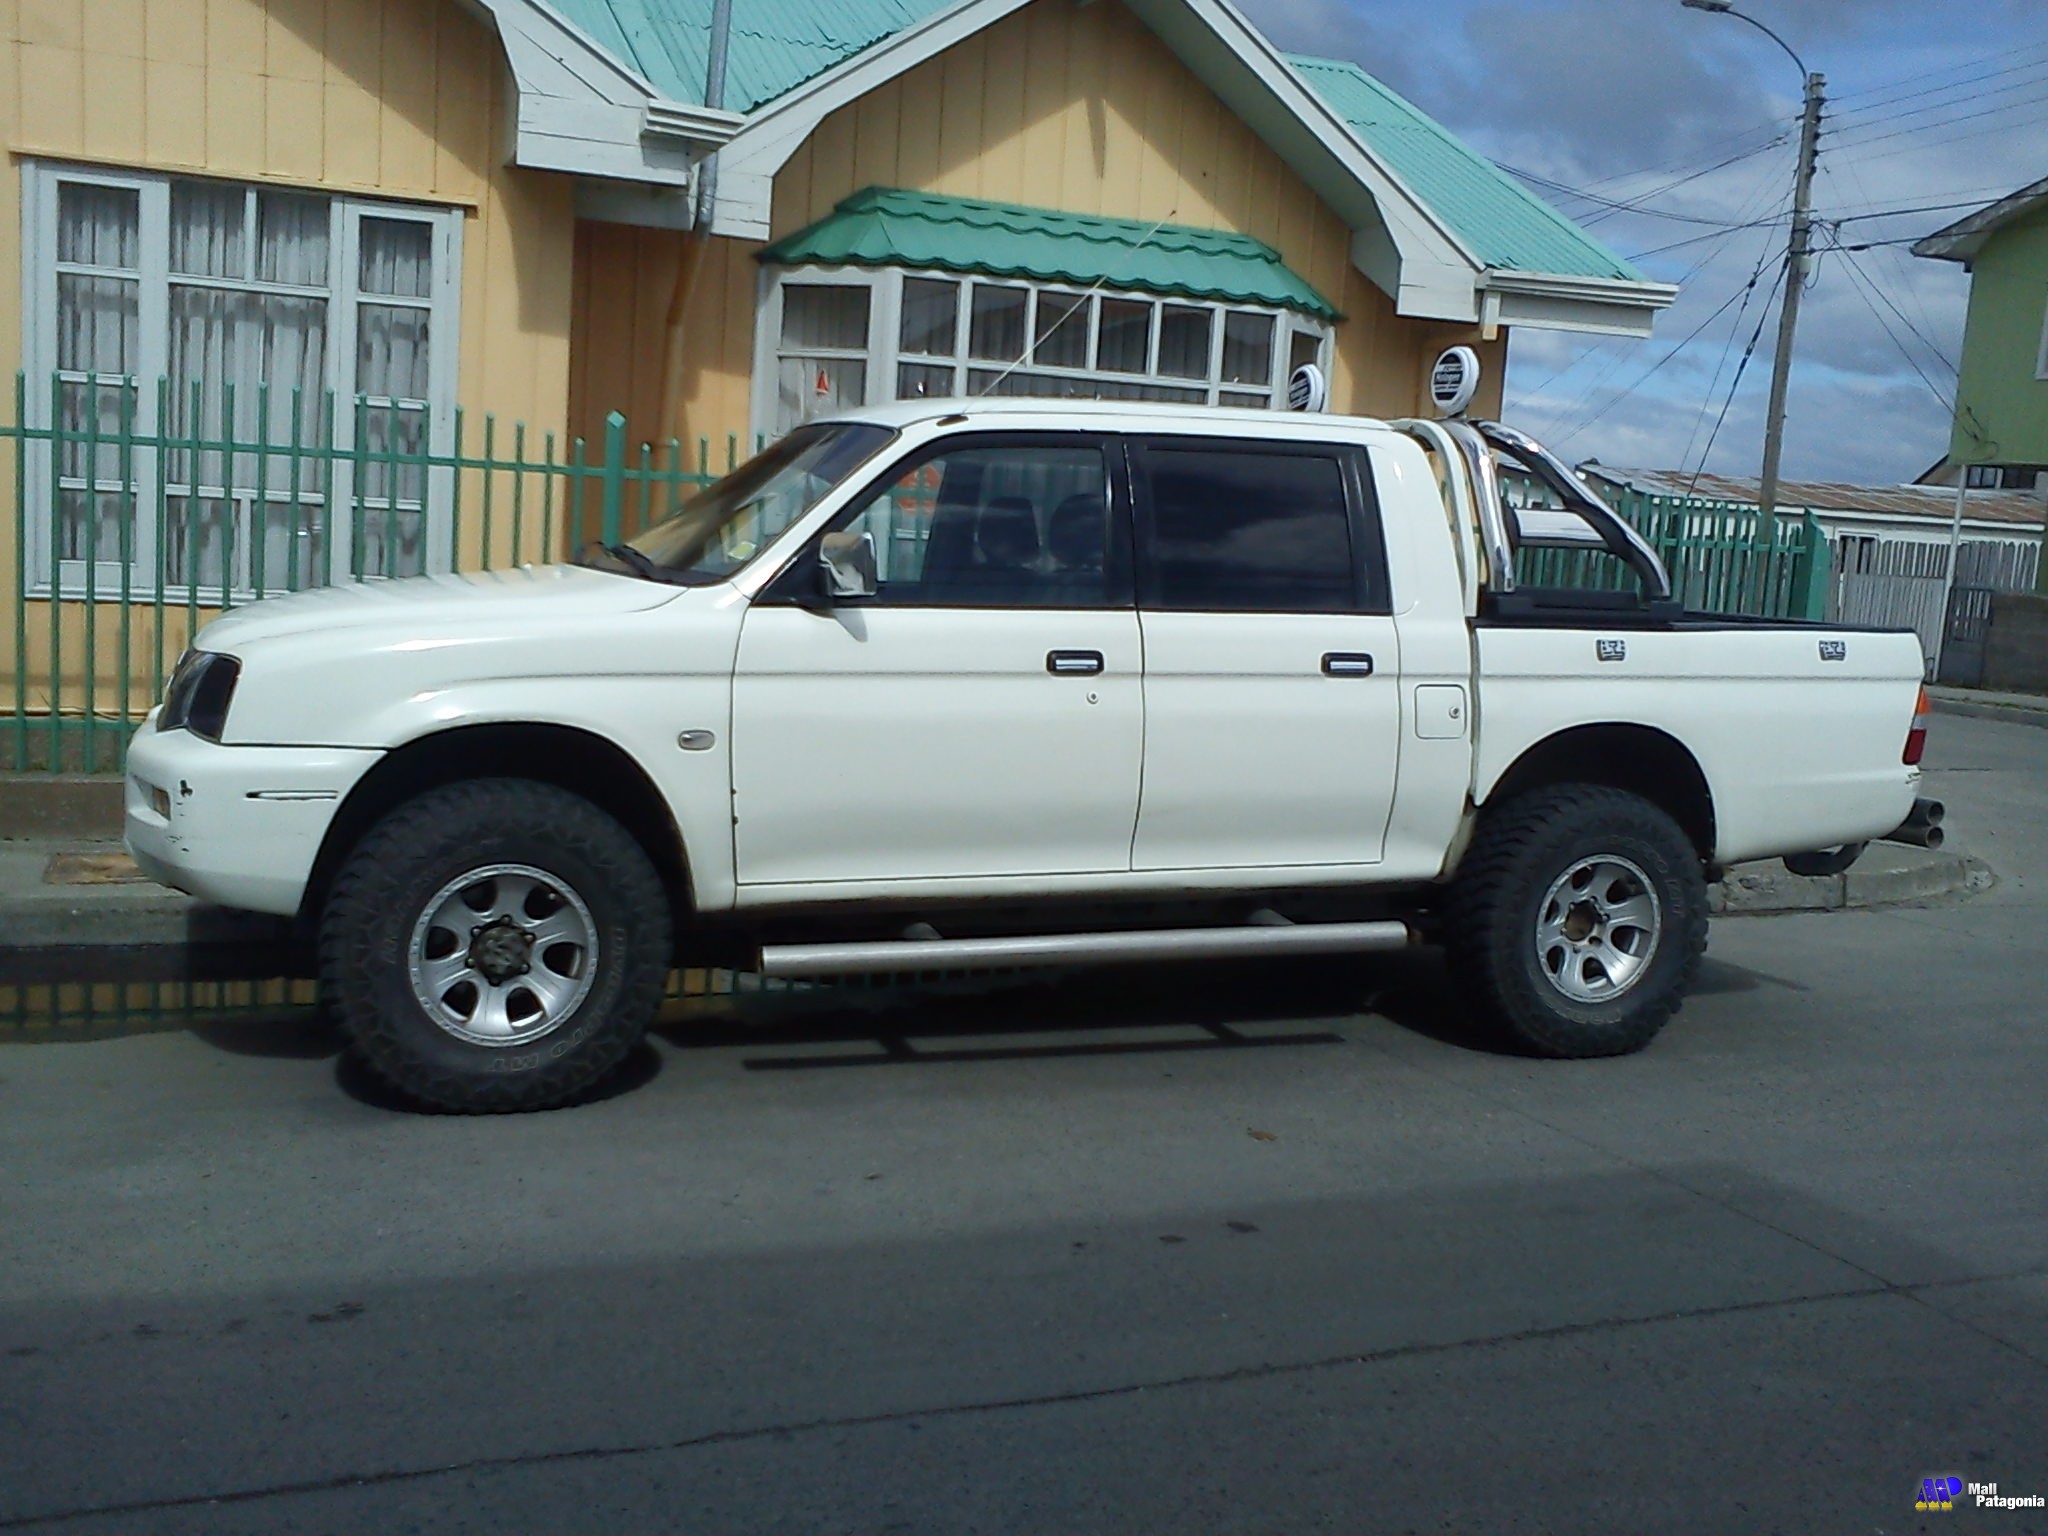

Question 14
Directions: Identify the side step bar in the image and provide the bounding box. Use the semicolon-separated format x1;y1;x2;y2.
759;920;1416;979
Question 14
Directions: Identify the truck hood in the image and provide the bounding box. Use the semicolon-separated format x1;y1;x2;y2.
195;564;684;652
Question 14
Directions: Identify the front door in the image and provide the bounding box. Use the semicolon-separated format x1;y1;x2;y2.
1128;436;1401;871
731;434;1143;888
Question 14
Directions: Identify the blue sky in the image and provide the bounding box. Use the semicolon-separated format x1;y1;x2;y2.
1239;0;2048;484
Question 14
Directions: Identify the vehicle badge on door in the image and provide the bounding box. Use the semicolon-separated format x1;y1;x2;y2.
1819;640;1847;661
1596;638;1627;663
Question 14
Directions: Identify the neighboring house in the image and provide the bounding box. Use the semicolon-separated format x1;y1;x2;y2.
1914;176;2048;593
2;0;1672;736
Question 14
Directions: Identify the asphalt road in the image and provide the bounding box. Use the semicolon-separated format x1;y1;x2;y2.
3;714;2044;1535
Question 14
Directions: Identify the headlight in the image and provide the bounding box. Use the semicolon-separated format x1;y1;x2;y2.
158;650;241;742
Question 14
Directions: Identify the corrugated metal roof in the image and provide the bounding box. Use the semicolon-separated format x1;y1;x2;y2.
760;187;1342;317
1284;55;1644;284
542;5;1638;289
545;0;954;114
1585;466;2048;529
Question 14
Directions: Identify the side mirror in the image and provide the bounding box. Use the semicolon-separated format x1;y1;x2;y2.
819;529;878;600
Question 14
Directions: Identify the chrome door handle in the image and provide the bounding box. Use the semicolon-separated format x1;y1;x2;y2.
1047;650;1106;676
1321;652;1375;677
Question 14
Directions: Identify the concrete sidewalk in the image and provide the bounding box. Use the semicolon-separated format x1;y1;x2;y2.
1930;684;2048;730
0;832;1993;988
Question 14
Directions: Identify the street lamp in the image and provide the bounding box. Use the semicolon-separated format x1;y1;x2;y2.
1681;0;1825;521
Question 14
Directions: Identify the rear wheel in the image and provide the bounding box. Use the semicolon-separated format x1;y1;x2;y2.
321;778;670;1112
1447;785;1707;1058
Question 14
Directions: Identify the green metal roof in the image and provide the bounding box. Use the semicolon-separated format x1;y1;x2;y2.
1285;55;1646;284
543;0;955;115
760;187;1342;318
537;5;1638;289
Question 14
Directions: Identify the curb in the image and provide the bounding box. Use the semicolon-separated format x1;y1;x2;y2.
1929;695;2048;732
1711;849;1994;916
0;776;126;839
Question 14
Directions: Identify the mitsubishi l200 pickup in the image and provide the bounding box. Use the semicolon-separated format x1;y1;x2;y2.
125;398;1931;1111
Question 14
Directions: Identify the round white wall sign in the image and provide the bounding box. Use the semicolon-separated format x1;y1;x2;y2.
1430;346;1481;417
1287;363;1328;412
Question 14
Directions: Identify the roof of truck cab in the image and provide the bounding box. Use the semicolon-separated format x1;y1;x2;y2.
811;398;1410;433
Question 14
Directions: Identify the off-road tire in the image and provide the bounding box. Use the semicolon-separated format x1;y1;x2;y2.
1446;784;1708;1058
320;778;669;1112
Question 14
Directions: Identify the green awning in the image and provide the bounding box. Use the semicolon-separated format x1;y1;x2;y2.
759;187;1341;320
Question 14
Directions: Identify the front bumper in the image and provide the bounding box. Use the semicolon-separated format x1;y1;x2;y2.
125;718;382;917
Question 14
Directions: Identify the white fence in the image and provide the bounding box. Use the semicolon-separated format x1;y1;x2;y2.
1829;537;2040;680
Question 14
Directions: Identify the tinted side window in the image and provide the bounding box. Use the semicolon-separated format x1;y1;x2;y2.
1137;443;1359;612
832;441;1118;608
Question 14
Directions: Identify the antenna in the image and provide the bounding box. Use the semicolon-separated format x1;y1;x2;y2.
973;209;1179;399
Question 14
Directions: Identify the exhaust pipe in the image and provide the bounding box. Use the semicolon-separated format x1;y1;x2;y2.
1880;797;1946;850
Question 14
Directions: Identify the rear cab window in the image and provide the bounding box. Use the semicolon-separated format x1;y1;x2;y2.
1127;438;1390;613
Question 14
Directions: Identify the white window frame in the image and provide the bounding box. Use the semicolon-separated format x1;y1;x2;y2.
19;159;463;600
752;264;1332;441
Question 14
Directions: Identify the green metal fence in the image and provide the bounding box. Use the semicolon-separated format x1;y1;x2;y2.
1515;489;1831;621
5;372;738;774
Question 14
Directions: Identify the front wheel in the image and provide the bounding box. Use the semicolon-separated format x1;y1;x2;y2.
1446;785;1708;1058
320;778;671;1112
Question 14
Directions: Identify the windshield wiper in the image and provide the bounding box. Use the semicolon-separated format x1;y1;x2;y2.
582;541;672;583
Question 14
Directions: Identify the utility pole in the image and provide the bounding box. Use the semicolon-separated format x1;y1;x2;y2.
1680;1;1821;520
1759;70;1824;521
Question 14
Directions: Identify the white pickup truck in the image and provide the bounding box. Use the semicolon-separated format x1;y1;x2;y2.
125;399;1931;1112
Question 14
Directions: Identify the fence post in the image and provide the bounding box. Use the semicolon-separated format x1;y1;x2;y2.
599;411;627;549
1791;512;1831;621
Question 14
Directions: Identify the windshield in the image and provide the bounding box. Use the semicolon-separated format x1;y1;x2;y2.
607;422;895;583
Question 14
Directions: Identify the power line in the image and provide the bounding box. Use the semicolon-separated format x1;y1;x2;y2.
1827;89;2048;154
1828;55;2048;128
1686;284;1778;487
1505;140;1790;229
1678;241;1778;475
1819;236;1960;373
1831;105;2048;168
1546;250;1787;450
1827;35;2048;105
1828;249;1956;414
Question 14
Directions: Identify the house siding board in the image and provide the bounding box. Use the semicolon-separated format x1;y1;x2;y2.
1950;202;2048;472
737;0;1467;436
2;0;580;706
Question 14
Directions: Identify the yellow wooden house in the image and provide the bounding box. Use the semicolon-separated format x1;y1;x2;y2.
1;0;1672;764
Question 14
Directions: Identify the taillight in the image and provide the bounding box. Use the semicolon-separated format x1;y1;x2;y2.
1903;685;1930;766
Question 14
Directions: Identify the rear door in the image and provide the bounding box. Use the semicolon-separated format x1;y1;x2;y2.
1128;436;1401;871
730;432;1144;887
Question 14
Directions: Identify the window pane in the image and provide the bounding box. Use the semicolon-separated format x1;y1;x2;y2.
57;183;139;269
1033;291;1091;368
899;278;958;357
171;182;247;278
161;496;232;593
168;287;328;487
842;443;1111;608
358;403;428;510
56;275;138;374
359;217;433;298
59;378;138;483
358;303;429;401
780;285;868;350
1289;330;1323;376
1097;298;1151;374
252;500;325;592
257;191;331;286
776;355;866;429
897;361;956;401
1222;312;1275;385
966;368;1101;400
969;284;1028;362
1157;305;1212;380
55;490;130;567
1219;390;1271;410
1143;446;1354;611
